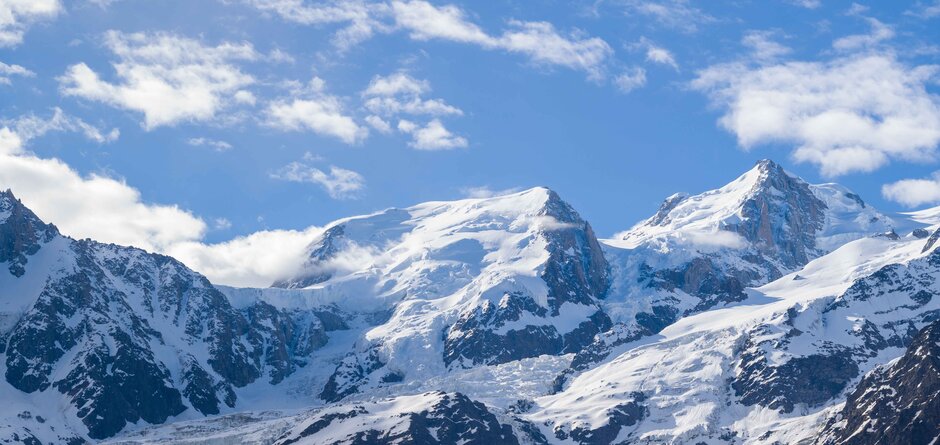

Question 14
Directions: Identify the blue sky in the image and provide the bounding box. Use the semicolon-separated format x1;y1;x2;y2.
0;0;938;285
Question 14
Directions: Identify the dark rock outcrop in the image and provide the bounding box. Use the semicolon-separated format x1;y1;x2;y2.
443;190;611;368
277;392;523;445
817;319;940;445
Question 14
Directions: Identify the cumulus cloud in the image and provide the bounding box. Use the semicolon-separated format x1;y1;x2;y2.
614;67;647;93
363;72;466;148
882;172;940;207
0;61;34;84
59;31;258;129
397;118;467;150
166;226;324;287
271;161;366;199
0;0;61;47
362;72;462;117
187;137;233;152
692;54;940;176
0;110;207;252
264;76;368;144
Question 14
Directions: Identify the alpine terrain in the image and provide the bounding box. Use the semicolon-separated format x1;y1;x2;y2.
2;159;938;445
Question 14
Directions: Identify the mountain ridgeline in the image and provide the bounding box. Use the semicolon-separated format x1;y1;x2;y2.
1;159;938;445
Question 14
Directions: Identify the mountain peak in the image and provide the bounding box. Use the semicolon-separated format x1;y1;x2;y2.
0;189;59;277
617;159;891;271
753;158;783;173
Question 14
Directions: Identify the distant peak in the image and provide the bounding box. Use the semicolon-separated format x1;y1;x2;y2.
754;159;781;170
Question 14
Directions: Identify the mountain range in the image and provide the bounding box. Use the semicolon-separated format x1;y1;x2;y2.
1;159;937;445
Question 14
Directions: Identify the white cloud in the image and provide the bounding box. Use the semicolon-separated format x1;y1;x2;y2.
271;161;366;199
0;0;61;47
882;172;940;207
742;30;791;62
187;137;233;151
248;0;612;79
363;71;429;96
0;61;34;84
907;1;940;19
495;20;612;78
645;44;678;69
692;54;940;176
365;115;392;133
391;1;614;76
833;17;894;51
397;118;467;150
266;79;369;144
362;72;467;148
165;225;324;287
59;31;258;129
787;0;821;8
0;109;330;288
242;0;383;50
213;217;233;230
0;108;119;155
614;67;647;93
391;0;491;44
460;186;522;199
622;0;714;33
266;48;296;64
362;72;462;117
0;111;206;252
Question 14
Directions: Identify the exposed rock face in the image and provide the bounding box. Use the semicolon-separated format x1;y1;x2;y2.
623;160;833;307
732;340;858;413
443;190;611;368
276;392;525;445
564;160;895;382
320;345;389;403
817;319;940;445
0;190;58;277
729;247;940;415
554;392;647;445
0;191;336;440
287;188;615;401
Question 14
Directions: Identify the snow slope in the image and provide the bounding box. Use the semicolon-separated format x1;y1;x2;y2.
532;230;939;444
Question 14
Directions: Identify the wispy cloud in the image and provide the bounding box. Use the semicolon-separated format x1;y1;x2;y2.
0;61;34;85
614;67;647;93
271;160;366;199
243;0;613;79
187;137;233;152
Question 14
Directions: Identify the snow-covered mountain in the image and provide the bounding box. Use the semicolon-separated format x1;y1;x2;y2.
3;159;940;445
0;190;345;442
531;229;940;444
559;160;897;383
265;187;611;402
